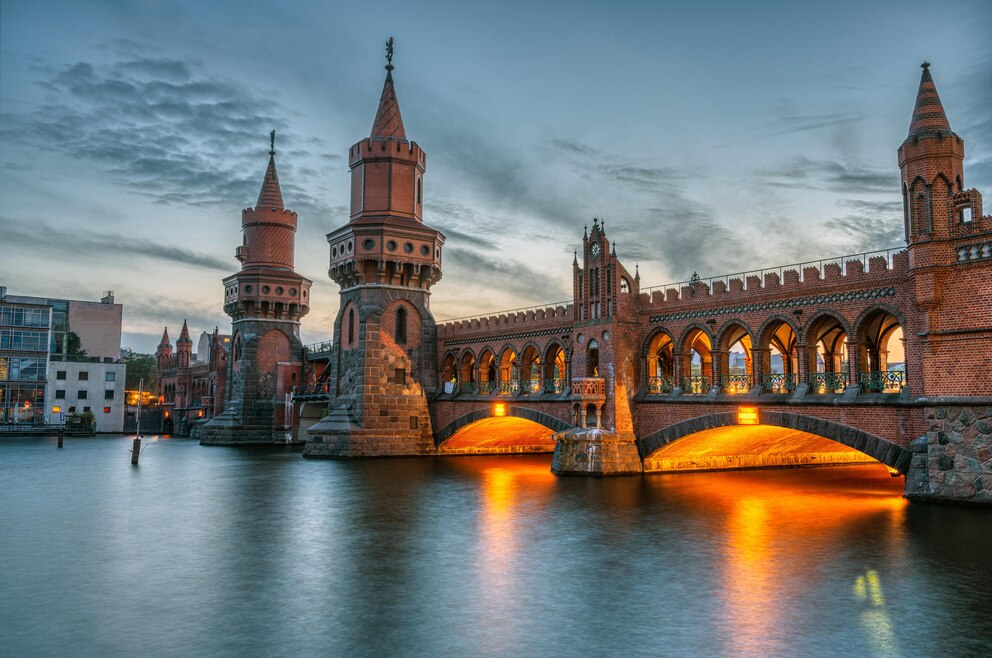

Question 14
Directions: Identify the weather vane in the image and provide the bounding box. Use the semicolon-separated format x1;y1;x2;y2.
269;129;276;156
386;37;394;71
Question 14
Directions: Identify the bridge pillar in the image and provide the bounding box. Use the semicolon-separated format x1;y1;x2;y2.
905;404;992;504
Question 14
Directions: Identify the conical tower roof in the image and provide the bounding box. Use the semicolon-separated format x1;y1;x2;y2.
907;62;954;141
370;51;407;139
158;327;171;348
177;319;192;344
256;130;285;210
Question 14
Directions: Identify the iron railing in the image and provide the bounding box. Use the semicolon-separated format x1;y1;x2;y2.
456;382;477;395
859;370;905;393
647;376;675;394
522;379;543;394
478;381;496;395
304;340;334;355
683;375;710;395
717;375;753;394
292;383;330;399
760;373;797;394
544;378;567;395
498;380;519;395
809;372;848;394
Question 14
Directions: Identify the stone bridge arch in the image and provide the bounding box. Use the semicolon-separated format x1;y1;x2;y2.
435;405;573;448
637;411;912;473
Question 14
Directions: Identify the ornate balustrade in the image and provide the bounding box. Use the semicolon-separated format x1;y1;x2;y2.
571;377;606;402
647;376;675;394
683;375;710;395
498;380;519;395
808;372;848;394
544;378;567;395
478;381;496;395
717;375;752;394
760;373;797;394
523;379;543;394
457;382;477;395
292;383;330;400
859;370;905;393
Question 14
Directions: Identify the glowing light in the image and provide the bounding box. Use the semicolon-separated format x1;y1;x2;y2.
737;406;759;424
197;410;204;418
886;466;901;477
164;411;170;418
493;403;507;417
52;406;61;413
24;401;31;409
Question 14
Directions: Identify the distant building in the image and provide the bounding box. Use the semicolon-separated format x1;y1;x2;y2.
0;287;126;431
155;322;230;434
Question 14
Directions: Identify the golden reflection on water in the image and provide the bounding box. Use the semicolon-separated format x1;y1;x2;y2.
651;464;907;656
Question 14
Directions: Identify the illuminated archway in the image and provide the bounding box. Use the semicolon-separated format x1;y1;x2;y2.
458;350;476;392
804;313;850;394
543;342;566;394
440;353;456;386
478;348;497;394
497;347;518;394
854;307;905;393
519;344;542;394
638;411;911;473
679;326;713;394
757;317;799;393
645;330;675;394
435;405;572;454
716;322;753;394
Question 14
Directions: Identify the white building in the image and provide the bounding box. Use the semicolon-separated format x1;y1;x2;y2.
47;360;126;432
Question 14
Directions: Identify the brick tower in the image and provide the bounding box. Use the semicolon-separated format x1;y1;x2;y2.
900;63;989;396
305;40;445;458
200;133;313;445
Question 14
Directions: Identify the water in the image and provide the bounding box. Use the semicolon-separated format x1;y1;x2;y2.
1;435;990;657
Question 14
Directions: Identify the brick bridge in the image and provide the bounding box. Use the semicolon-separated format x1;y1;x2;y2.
295;61;991;505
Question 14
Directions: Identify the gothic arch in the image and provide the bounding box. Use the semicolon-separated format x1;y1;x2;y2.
799;310;852;346
756;314;800;348
636;411;912;473
851;303;907;341
641;326;676;357
675;323;716;355
714;318;755;351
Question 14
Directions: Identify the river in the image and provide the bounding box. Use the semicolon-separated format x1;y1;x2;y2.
1;435;990;657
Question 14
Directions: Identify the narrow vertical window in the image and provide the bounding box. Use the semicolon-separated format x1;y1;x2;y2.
396;306;407;345
416;177;422;206
348;308;355;345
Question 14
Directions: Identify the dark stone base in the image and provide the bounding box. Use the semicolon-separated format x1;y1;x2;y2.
551;428;643;476
303;431;434;458
199;411;297;445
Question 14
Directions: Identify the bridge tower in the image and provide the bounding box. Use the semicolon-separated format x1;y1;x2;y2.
899;63;989;396
200;133;313;444
305;41;445;458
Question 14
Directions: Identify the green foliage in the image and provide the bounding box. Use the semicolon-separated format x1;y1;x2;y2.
67;411;95;428
66;332;87;357
121;349;157;390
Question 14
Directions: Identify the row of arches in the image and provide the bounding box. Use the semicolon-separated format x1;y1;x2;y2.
441;341;569;395
646;306;905;395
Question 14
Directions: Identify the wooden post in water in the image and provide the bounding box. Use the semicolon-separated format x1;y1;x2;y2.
131;378;143;464
57;427;63;449
131;438;141;464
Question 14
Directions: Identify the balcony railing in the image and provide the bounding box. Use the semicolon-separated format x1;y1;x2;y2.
808;372;848;394
457;382;477;395
683;375;710;395
760;373;797;394
498;380;519;395
522;379;543;394
717;375;752;394
292;383;330;400
859;370;905;393
478;381;496;395
544;378;567;395
572;377;606;400
647;376;675;394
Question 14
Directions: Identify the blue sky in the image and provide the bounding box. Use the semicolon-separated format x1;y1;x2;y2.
1;0;989;352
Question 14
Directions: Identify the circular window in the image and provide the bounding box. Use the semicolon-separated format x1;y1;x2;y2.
262;285;270;294
289;288;297;296
276;287;284;295
332;246;338;257
387;240;397;251
245;285;253;293
420;245;429;256
404;242;413;253
363;239;375;250
348;241;353;252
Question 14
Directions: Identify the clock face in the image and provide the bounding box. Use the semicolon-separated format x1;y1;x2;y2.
590;242;601;257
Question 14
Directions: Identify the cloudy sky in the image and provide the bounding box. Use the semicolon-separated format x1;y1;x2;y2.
1;0;989;352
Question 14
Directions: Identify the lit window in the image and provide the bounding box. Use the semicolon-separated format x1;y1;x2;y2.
103;407;111;414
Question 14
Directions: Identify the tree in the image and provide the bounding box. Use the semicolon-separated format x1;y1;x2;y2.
66;332;87;358
121;349;157;390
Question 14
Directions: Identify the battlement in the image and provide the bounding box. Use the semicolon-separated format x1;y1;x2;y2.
243;206;298;221
638;247;909;310
349;137;426;168
438;302;574;339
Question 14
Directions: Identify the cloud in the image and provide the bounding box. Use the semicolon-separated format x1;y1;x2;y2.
824;198;904;252
760;156;897;193
763;111;862;137
2;55;333;212
0;215;230;271
444;247;569;301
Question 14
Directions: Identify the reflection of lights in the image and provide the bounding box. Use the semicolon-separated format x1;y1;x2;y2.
854;569;898;655
737;406;759;424
493;403;507;417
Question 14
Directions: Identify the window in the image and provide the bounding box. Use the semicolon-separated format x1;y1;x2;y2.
77;390;87;399
416;177;422;205
56;371;67;380
395;307;407;345
104;390;114;400
409;416;419;429
105;372;116;382
348;308;355;345
55;390;66;399
103;407;111;414
83;406;91;413
961;206;974;223
620;277;631;294
394;368;406;385
78;371;89;381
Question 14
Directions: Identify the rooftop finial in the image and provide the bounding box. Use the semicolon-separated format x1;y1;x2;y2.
269;129;276;157
385;36;394;72
921;61;930;70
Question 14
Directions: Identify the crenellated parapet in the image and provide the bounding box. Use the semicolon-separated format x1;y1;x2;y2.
438;303;573;340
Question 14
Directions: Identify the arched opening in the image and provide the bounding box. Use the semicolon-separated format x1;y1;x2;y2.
585;403;600;428
587;340;599;377
646;331;675;394
458;351;476;393
543;343;567;394
857;310;905;393
717;323;753;394
806;314;848;394
347;307;356;346
395;306;407;345
435;406;570;454
498;348;518;394
478;349;497;394
519;345;542;394
441;353;456;391
759;320;798;393
681;328;712;394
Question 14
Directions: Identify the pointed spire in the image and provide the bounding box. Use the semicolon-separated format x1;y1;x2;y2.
635;263;640;281
159;327;171;347
612;242;617;257
573;250;579;267
370;37;407;139
907;62;953;141
178;319;192;343
256;130;285;210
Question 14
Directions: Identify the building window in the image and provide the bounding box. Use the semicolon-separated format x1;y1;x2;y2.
55;390;66;399
394;368;406;385
105;372;116;382
103;407;111;414
78;371;89;381
83;406;91;413
960;206;973;223
56;371;66;380
395;307;407;345
416;177;422;206
104;390;114;400
77;390;87;399
348;308;355;345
